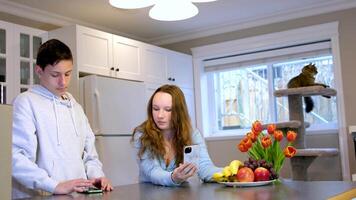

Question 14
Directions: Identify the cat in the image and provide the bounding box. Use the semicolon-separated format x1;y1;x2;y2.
287;63;330;113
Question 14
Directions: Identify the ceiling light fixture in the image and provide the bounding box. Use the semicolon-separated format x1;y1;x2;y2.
109;0;217;21
109;0;155;9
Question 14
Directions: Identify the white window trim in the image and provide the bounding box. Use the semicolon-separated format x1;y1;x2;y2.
191;22;350;181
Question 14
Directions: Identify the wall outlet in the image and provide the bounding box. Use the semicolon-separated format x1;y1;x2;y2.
349;126;356;134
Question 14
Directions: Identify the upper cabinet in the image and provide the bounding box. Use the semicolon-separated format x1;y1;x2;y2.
112;35;142;81
52;25;143;81
143;44;194;89
0;20;47;104
142;45;168;84
76;26;113;77
166;51;194;89
49;25;144;99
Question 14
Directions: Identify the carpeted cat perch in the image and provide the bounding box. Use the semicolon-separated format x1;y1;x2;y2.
272;86;339;180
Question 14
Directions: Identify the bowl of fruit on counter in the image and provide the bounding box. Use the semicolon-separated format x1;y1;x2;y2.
213;121;297;187
213;159;278;187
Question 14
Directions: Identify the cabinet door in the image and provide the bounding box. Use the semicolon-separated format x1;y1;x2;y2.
143;46;168;84
112;35;143;81
13;25;47;100
0;22;10;104
167;52;194;89
77;26;113;76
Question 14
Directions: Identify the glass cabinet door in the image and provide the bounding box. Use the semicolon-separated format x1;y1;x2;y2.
19;33;43;94
0;27;7;104
0;21;47;104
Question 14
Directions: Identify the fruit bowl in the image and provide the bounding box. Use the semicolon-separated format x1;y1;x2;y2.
218;179;275;187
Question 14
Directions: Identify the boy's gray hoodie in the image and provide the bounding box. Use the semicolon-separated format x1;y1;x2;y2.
12;85;104;198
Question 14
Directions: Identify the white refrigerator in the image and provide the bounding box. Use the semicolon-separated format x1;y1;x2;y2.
79;75;146;186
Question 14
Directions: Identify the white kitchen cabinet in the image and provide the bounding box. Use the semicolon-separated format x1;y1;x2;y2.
167;51;194;89
143;44;194;89
76;25;143;81
49;25;144;99
142;45;168;84
0;20;47;104
76;25;113;77
112;35;143;81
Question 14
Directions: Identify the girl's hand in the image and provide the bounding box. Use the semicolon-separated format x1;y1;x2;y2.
171;163;198;184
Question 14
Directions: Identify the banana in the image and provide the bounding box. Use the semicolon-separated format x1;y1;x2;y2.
222;166;232;177
212;172;224;182
229;160;243;175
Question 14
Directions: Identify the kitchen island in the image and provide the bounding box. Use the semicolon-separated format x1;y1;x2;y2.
30;179;356;200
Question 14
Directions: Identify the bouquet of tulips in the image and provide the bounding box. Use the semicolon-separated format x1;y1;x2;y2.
238;120;297;174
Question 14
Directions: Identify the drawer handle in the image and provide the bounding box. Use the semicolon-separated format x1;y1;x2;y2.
115;68;120;72
110;67;115;70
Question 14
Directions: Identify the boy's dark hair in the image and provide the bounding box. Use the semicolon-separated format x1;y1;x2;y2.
36;39;73;70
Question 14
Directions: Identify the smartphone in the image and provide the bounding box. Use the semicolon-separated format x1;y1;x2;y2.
183;145;200;168
79;186;103;194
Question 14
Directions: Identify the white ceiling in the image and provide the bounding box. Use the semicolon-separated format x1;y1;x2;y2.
0;0;356;45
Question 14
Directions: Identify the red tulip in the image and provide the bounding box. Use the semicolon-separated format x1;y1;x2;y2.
252;120;263;135
261;135;272;148
267;124;276;135
284;146;297;158
286;130;297;142
273;130;284;142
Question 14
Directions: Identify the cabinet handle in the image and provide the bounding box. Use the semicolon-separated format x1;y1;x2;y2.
115;68;120;72
172;78;175;81
168;77;172;81
110;67;115;70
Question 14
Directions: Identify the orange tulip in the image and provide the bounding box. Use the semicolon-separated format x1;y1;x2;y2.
267;124;276;135
261;135;272;148
286;130;297;142
284;146;297;158
247;132;257;142
252;120;263;135
242;137;252;149
273;130;284;141
238;142;248;152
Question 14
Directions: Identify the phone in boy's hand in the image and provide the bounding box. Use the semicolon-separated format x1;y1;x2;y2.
183;145;200;168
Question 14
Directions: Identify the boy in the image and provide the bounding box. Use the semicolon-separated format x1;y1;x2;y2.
12;39;113;198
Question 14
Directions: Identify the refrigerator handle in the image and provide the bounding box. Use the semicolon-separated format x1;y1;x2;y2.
93;89;103;135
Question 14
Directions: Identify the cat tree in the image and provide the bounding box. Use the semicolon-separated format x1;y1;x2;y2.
272;86;338;180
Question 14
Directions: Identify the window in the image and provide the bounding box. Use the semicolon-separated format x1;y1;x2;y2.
205;41;337;136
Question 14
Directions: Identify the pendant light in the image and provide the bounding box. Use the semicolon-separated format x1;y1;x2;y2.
191;0;217;2
109;0;155;9
109;0;218;21
149;0;198;21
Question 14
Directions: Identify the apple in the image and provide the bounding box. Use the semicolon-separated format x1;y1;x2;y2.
236;167;254;182
254;167;270;181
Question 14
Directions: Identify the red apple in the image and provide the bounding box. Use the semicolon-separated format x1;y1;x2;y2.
236;167;254;182
254;167;270;181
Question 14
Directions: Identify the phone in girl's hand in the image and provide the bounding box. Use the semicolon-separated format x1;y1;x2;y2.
183;145;200;168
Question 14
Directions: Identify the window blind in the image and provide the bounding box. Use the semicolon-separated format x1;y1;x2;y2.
203;40;331;72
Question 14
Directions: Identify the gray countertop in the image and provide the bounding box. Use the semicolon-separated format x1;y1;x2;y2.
30;179;356;200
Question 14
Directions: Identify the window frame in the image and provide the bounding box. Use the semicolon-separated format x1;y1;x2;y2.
191;21;350;180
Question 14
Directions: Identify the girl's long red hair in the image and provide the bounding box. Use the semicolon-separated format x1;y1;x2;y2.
132;84;192;165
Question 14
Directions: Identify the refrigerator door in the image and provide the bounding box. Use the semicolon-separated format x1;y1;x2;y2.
95;135;139;186
81;75;146;135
